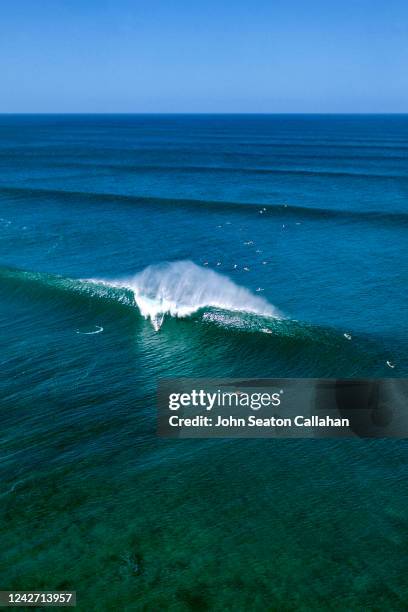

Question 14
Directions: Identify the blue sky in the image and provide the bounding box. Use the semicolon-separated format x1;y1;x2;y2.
0;0;407;112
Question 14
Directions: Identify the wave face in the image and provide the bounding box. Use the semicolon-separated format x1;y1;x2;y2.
99;261;282;331
0;262;402;377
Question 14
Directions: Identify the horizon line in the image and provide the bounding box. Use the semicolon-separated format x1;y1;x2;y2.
0;111;407;116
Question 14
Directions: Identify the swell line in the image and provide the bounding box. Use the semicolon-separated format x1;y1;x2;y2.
121;163;407;180
1;185;408;226
15;161;408;181
2;149;407;164
0;263;398;372
0;263;348;348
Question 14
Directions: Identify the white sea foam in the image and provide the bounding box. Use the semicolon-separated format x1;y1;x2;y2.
76;325;104;335
95;260;281;331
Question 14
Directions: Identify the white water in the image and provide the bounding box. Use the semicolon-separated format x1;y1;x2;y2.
96;261;282;331
76;325;104;335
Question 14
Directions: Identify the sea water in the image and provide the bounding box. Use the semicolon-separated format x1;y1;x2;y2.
0;115;407;609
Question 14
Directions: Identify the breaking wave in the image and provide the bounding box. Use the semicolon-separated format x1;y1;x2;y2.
0;261;282;332
0;261;396;371
93;260;282;331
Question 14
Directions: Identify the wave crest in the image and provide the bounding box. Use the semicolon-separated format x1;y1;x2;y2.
102;261;281;330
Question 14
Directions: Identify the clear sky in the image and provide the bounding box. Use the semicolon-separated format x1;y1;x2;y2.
1;0;407;113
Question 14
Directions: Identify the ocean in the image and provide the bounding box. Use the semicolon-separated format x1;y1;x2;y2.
0;114;407;609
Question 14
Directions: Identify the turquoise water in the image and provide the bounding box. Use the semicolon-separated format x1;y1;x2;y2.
0;115;407;610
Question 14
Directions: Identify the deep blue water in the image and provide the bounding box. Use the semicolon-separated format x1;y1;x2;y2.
0;115;407;609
